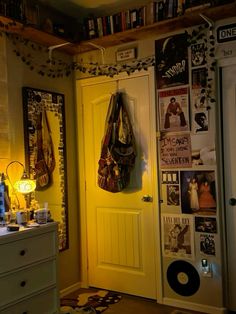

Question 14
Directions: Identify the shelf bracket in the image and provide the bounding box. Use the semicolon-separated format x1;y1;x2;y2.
199;13;214;30
87;42;106;64
48;42;71;60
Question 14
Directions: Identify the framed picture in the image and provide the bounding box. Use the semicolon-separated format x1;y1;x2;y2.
22;87;69;251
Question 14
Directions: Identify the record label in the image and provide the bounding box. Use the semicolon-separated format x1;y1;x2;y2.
167;260;200;296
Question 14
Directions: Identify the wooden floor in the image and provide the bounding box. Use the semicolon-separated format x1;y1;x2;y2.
61;288;206;314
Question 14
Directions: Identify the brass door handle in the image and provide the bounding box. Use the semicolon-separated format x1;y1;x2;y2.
142;195;153;202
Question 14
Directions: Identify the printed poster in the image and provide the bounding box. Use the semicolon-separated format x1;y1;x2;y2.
155;33;189;89
195;216;217;233
162;214;194;259
167;185;180;206
158;86;190;132
192;110;209;134
200;234;216;256
180;170;216;215
160;133;192;168
162;171;179;184
191;43;207;67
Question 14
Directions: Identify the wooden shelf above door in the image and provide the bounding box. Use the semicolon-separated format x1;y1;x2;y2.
1;2;236;55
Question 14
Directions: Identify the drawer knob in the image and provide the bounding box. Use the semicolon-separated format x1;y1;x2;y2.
22;312;28;314
20;280;26;287
20;250;26;256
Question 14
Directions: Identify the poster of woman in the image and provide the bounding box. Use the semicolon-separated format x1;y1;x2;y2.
180;170;216;215
162;214;194;259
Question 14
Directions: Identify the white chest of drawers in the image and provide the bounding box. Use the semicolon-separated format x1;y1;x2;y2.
0;222;59;314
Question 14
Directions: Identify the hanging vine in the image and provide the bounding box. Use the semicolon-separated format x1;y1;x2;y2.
6;32;155;78
0;16;216;91
186;20;216;107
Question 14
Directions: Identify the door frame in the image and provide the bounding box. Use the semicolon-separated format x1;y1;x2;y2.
75;68;163;302
217;56;236;309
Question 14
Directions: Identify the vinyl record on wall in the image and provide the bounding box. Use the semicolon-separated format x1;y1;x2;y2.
167;260;200;296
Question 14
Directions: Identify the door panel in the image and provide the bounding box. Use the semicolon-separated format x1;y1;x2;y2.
79;70;159;299
222;63;236;311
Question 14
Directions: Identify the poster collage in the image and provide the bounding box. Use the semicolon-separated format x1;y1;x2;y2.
155;32;217;260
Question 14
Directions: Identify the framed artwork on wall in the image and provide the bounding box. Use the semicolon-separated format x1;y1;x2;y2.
22;87;69;251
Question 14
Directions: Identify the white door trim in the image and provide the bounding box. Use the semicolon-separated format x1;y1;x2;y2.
75;68;163;303
215;55;236;310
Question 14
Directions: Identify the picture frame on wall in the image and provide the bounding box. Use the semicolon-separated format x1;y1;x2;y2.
22;87;69;251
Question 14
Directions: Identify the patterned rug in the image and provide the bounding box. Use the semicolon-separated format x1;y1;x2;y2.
60;290;122;314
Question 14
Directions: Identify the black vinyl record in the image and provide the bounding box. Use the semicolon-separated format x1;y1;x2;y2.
167;260;200;296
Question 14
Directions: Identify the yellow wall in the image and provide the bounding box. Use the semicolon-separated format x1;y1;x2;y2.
1;35;80;291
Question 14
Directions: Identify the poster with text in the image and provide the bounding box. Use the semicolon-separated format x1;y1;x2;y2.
159;86;190;132
162;214;194;259
155;33;189;89
160;133;192;168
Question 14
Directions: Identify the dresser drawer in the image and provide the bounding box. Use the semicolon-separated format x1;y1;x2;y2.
0;260;57;307
0;287;59;314
0;231;56;274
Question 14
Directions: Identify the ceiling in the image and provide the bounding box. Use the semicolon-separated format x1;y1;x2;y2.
39;0;150;20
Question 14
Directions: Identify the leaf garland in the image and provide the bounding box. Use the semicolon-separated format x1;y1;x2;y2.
1;18;215;90
6;32;155;78
187;23;216;108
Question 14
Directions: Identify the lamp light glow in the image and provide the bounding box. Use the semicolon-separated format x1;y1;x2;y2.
6;161;36;207
14;175;36;194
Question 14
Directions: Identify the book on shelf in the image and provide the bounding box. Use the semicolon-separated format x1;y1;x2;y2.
97;17;103;37
146;1;156;25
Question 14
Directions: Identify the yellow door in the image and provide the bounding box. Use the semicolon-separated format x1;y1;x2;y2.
77;69;160;299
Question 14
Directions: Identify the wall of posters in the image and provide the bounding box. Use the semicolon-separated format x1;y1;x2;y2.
162;214;194;259
155;33;189;89
160;133;192;168
158;86;189;132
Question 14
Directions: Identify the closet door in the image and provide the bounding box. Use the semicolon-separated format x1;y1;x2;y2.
221;62;236;311
77;69;161;299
